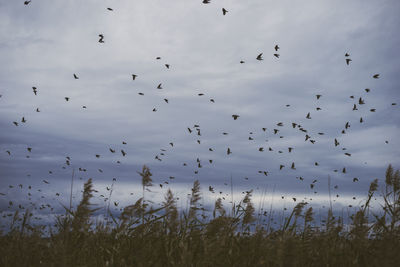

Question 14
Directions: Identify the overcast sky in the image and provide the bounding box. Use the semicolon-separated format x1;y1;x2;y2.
0;0;399;223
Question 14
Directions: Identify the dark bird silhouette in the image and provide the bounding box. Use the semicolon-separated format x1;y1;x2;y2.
373;74;380;79
232;114;240;120
342;167;346;173
164;99;169;103
353;104;358;111
279;165;284;170
24;1;31;5
306;112;311;119
345;53;350;57
291;162;296;169
122;141;127;145
6;150;11;155
95;154;100;158
345;153;351;157
222;8;228;15
227;148;232;155
365;88;370;92
370;109;376;112
203;0;210;3
156;57;161;60
157;83;163;89
165;64;170;69
65;97;69;101
109;148;115;153
169;142;174;147
353;178;359;182
359;97;365;105
27;147;32;152
152;108;157;112
256;53;263;61
273;54;280;58
240;60;245;64
121;150;126;156
132;74;137;80
360;117;363;123
258;147;264;152
210;99;215;103
43;180;49;184
138;93;144;95
198;93;204;96
36;108;40;112
21;117;26;123
107;7;113;11
73;74;79;79
316;94;322;100
187;128;192;133
346;58;352;65
288;147;293;153
32;87;37;95
98;34;104;43
275;45;280;51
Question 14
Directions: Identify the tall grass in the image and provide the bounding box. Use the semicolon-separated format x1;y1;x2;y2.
1;165;400;266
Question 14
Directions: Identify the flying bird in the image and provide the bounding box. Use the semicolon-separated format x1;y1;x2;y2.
121;150;126;156
157;83;163;89
165;64;170;69
275;45;280;51
24;1;31;5
232;114;240;120
65;97;69;101
256;53;263;60
107;7;113;11
203;0;210;3
227;148;232;155
222;8;228;15
73;74;79;79
273;54;280;58
346;58;352;65
373;74;380;79
132;74;137;80
98;34;104;43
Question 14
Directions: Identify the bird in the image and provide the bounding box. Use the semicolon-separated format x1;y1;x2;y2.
258;147;264;152
164;99;169;103
165;64;170;69
232;114;240;120
27;147;32;152
210;99;215;103
342;167;346;173
365;88;370;93
373;74;380;79
288;147;293;153
109;148;115;153
353;104;358;111
121;150;126;156
21;117;26;123
346;58;352;65
132;74;137;80
6;151;11;155
43;180;49;184
24;1;31;5
152;108;157;112
156;57;161;60
240;60;245;64
169;142;174;147
291;162;296;169
222;8;228;15
73;74;79;79
345;153;351;157
279;165;284;170
138;93;144;96
227;148;232;155
98;34;104;43
256;53;263;60
273;54;280;58
107;7;113;11
370;109;376;112
36;108;40;112
360;117;363;123
359;97;365;105
82;106;87;108
306;112;311;119
198;93;204;96
203;0;210;3
275;45;280;51
316;94;322;100
65;97;69;101
122;141;127;145
187;128;192;133
157;83;163;89
95;154;100;158
345;53;350;57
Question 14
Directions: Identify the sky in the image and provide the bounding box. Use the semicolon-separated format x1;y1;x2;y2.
0;0;399;225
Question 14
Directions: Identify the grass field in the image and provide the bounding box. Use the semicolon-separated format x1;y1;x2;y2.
1;165;399;267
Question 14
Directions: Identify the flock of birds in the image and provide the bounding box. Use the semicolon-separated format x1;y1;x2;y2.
0;1;398;223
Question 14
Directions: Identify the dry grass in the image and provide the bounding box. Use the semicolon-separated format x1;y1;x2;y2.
1;165;400;267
